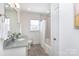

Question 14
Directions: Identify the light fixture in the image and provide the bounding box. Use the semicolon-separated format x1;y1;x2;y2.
8;3;20;8
15;3;20;8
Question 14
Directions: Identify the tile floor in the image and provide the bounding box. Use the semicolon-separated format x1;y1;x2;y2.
28;44;48;56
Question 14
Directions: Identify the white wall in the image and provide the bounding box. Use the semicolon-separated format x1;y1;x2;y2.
20;3;50;14
59;3;79;56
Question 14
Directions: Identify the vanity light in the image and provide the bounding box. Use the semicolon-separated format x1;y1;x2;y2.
15;3;20;8
8;3;20;9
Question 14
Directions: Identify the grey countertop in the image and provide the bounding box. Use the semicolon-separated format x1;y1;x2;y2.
3;38;28;49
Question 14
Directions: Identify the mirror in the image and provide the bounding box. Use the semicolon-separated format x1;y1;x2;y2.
4;3;20;34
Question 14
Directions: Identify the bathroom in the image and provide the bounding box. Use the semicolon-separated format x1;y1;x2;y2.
0;3;52;56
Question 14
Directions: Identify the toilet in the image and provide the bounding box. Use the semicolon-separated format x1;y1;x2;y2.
28;40;32;49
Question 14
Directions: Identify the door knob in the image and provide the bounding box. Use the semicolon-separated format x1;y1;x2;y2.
53;38;56;40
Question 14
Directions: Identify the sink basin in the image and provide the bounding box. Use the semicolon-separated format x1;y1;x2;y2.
17;38;25;41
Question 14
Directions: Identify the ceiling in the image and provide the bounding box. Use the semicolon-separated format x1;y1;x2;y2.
20;3;50;14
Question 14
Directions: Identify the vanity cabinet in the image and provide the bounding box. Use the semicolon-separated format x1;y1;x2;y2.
3;47;28;56
3;38;28;56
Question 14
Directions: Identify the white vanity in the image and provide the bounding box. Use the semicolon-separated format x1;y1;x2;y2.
3;47;27;56
3;38;28;56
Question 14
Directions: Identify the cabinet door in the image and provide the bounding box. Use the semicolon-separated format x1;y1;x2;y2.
3;47;27;56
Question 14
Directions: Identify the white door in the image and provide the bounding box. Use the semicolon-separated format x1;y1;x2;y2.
50;4;59;56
